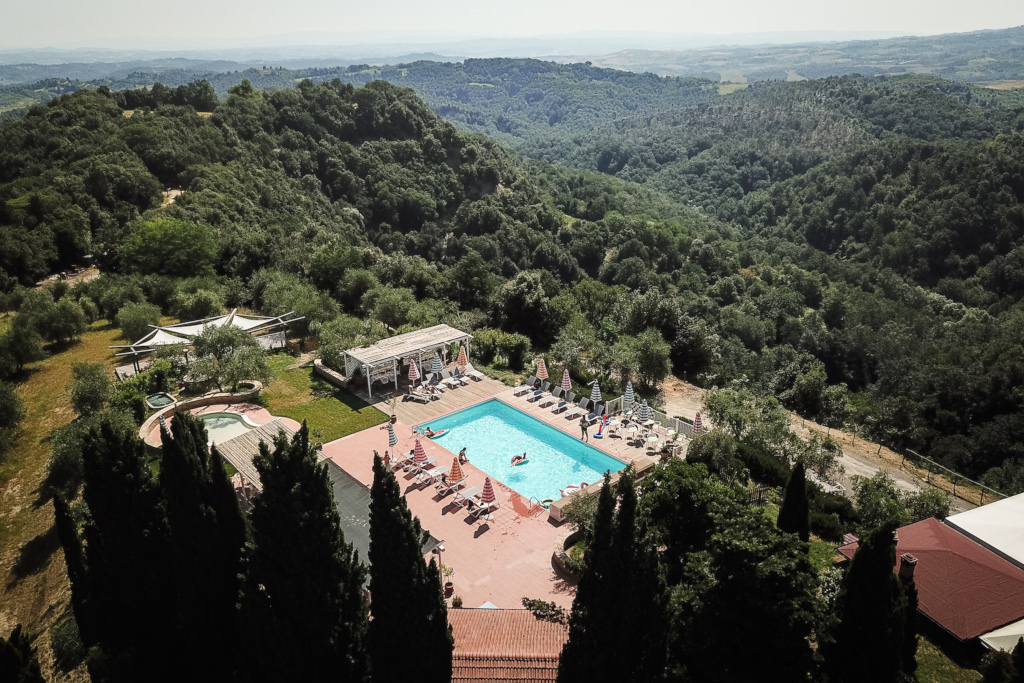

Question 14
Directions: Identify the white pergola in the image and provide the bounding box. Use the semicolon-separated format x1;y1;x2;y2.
110;309;304;372
342;324;473;398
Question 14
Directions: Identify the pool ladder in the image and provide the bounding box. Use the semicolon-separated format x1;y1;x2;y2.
528;496;550;517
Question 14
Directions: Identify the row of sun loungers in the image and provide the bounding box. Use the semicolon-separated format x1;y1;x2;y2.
515;377;607;424
407;363;486;403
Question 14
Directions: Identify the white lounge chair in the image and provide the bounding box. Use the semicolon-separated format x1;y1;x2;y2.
470;499;500;522
451;366;472;386
435;474;467;497
553;391;575;414
513;376;538;397
452;486;482;508
539;387;563;409
440;369;461;389
584;404;606;425
564;398;589;420
463;362;486;381
529;381;551;402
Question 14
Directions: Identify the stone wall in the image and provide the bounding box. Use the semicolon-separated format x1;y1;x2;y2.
313;358;348;388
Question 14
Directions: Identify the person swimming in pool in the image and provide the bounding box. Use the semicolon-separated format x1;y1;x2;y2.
511;452;528;466
423;426;436;437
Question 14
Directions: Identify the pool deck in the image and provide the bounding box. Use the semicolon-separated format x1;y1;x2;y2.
143;402;302;447
322;379;677;609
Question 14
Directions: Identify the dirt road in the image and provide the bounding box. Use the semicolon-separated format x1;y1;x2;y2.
658;375;976;513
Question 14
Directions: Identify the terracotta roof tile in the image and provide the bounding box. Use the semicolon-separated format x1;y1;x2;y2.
837;518;1024;640
449;609;568;682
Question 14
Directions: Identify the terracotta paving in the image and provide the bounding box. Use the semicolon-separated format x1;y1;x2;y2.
321;381;690;609
323;419;577;609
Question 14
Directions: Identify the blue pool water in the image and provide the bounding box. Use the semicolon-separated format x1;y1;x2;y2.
417;399;625;502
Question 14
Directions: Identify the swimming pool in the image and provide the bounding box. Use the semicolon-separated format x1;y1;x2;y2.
200;412;255;445
418;399;625;502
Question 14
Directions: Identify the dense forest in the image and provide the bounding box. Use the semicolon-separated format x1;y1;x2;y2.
3;64;1024;499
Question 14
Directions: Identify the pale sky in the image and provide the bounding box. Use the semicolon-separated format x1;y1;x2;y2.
1;0;1023;50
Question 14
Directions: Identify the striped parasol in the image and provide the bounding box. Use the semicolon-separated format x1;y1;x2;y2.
637;399;651;422
481;477;496;504
413;438;428;465
457;346;468;367
561;369;572;393
450;457;465;483
387;422;399;448
624;381;635;407
692;412;703;437
431;351;444;375
590;380;602;403
408;360;420;382
536;358;549;381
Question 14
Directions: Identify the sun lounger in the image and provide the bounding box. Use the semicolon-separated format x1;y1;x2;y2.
408;455;436;474
585;404;605;425
552;391;574;414
440;369;461;390
564;397;589;420
407;388;433;403
539;386;562;408
470;499;500;522
529;381;551;402
417;464;447;486
392;450;414;470
513;376;538;397
463;362;486;381
435;474;467;497
452;486;482;507
452;367;472;385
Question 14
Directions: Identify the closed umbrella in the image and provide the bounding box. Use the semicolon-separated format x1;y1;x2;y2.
456;346;468;367
692;412;703;437
387;422;399;448
450;457;465;483
638;399;651;422
413;438;428;466
590;380;602;404
561;369;572;393
536;358;549;381
624;381;635;407
481;477;496;504
408;360;420;382
431;351;444;376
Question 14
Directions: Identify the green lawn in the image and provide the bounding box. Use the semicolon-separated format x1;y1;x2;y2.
916;636;982;683
260;354;388;443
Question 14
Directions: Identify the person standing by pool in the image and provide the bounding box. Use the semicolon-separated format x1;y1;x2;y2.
580;415;589;442
459;447;468;464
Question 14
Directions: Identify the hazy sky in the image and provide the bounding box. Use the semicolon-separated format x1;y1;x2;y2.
2;0;1024;50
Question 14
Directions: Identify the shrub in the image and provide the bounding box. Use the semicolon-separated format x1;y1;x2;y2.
69;363;111;418
47;423;86;498
50;617;84;671
497;332;531;370
471;329;501;364
0;381;26;456
116;301;162;343
810;512;845;542
736;442;791;487
171;288;223;321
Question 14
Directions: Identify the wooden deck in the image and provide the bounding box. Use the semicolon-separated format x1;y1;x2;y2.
357;375;510;425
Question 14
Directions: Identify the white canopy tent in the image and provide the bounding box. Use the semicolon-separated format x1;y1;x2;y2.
946;492;1024;570
110;308;303;372
341;324;472;398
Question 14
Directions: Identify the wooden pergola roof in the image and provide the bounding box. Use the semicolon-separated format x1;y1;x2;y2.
344;324;472;368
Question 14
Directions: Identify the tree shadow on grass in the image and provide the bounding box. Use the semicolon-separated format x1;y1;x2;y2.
8;524;60;587
310;375;377;412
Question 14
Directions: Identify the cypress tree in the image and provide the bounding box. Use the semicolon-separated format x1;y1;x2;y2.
899;566;919;679
558;467;667;683
158;411;246;680
826;524;906;683
53;495;92;647
77;418;177;682
368;452;453;683
0;625;45;683
778;460;810;543
239;424;368;683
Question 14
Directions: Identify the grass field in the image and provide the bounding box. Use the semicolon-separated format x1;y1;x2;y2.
718;83;750;95
260;354;388;443
917;636;982;683
0;320;120;681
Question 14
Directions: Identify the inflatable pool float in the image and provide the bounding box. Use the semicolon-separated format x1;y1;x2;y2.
511;456;530;466
560;481;589;498
593;416;610;439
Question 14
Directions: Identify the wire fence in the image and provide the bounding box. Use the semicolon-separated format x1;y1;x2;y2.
903;449;1007;506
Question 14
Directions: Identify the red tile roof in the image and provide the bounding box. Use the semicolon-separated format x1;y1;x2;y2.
448;608;569;682
837;518;1024;640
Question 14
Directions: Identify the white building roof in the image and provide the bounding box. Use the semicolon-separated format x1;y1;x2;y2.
946;493;1024;569
981;616;1024;652
110;309;303;356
